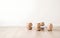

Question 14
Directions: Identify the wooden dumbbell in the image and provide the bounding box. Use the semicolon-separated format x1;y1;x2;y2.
40;22;45;31
40;22;45;26
35;23;41;31
47;23;53;31
26;23;32;30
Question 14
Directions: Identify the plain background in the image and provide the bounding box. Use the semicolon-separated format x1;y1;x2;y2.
0;0;60;27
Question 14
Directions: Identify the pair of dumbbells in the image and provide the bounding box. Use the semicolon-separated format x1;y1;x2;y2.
35;22;45;31
26;22;53;31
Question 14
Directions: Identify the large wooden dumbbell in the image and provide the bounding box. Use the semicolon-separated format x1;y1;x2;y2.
35;23;41;31
47;23;53;31
27;23;32;30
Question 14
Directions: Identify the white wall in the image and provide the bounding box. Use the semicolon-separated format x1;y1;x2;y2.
0;0;60;26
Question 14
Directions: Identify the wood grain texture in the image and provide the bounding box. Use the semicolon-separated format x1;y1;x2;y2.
0;27;60;38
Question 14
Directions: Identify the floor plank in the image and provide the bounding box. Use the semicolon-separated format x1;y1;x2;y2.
0;27;60;38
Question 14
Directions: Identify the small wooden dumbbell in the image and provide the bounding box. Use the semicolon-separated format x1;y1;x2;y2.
27;23;32;30
40;22;45;31
35;23;41;31
40;22;45;26
47;23;53;31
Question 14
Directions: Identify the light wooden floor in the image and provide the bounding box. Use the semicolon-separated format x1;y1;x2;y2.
0;27;60;38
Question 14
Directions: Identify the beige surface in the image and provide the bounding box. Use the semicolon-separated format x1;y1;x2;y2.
0;27;60;38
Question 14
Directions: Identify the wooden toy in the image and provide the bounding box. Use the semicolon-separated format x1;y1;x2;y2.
35;23;41;31
26;23;32;30
40;22;45;31
40;22;45;26
47;23;53;31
